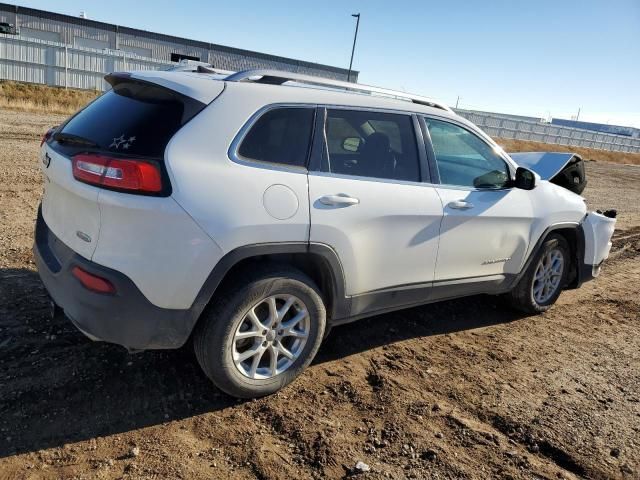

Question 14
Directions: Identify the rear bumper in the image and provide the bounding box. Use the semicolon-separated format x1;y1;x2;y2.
33;207;195;350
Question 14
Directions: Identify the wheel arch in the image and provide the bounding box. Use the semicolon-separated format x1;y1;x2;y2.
512;222;585;290
187;243;349;334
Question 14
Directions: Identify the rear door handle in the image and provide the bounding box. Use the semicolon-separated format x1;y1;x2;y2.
319;194;360;206
447;200;474;210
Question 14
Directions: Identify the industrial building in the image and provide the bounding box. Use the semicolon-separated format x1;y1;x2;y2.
0;2;356;81
551;118;639;139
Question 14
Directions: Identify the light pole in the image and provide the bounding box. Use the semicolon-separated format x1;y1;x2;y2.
347;13;360;83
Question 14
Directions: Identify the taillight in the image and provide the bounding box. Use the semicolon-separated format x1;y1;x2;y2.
41;127;56;147
72;266;116;294
72;154;163;193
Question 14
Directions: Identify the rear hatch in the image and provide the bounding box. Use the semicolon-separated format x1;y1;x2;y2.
40;73;210;259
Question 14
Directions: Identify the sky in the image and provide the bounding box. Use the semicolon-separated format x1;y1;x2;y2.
11;0;640;127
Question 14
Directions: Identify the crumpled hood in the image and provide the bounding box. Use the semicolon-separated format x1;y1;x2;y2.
509;152;576;180
509;151;587;194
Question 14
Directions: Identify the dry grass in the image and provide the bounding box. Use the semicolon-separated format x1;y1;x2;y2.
497;137;640;166
0;81;99;115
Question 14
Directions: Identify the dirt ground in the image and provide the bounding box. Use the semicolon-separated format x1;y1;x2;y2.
0;109;639;480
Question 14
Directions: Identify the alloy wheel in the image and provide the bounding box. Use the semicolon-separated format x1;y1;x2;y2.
532;248;564;304
232;294;310;379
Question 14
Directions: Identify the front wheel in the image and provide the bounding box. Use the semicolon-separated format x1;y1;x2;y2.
193;266;326;398
506;233;570;314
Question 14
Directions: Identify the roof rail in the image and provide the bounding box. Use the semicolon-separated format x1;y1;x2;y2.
225;69;452;112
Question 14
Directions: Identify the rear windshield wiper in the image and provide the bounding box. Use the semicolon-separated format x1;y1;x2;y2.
54;132;99;147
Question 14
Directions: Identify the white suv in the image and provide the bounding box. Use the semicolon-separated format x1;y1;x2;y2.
35;69;616;398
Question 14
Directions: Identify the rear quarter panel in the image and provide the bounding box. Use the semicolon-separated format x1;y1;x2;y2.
165;83;313;253
93;191;223;309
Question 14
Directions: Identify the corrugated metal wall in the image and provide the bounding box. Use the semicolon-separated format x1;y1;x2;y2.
9;11;115;47
456;109;640;154
0;3;355;81
0;34;170;90
0;31;360;90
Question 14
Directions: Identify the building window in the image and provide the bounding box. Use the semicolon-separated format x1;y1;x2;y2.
171;53;200;62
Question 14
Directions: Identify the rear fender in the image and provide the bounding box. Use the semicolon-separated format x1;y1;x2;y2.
190;243;350;325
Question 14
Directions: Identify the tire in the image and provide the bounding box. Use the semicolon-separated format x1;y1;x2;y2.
193;265;326;398
506;233;570;314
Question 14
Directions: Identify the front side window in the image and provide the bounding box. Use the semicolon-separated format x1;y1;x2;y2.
425;118;510;188
238;107;314;168
323;109;420;182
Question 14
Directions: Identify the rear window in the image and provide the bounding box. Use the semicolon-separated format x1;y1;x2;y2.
57;80;204;158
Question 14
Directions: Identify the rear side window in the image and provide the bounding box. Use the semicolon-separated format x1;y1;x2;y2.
238;107;315;168
57;80;204;158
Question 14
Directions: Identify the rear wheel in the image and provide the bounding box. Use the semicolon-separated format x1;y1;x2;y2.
194;266;326;398
507;233;570;314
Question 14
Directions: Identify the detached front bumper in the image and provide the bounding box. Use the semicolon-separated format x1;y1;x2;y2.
579;210;616;283
33;208;195;350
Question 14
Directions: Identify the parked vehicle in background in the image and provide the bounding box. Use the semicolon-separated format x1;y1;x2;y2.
34;69;616;398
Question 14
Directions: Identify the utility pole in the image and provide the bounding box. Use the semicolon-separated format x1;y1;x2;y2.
576;107;581;121
347;13;360;83
455;96;460;109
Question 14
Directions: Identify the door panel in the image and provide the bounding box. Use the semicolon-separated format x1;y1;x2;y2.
422;116;536;282
309;108;443;298
434;186;534;281
309;173;443;295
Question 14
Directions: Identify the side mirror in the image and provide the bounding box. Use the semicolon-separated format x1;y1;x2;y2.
514;167;536;190
342;137;362;152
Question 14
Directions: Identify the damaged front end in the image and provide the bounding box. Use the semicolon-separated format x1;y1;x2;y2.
509;151;617;283
509;152;587;194
581;209;617;280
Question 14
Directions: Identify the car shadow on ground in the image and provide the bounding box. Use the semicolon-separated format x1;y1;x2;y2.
0;267;528;458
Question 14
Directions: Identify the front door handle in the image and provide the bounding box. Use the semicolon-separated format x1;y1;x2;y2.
319;194;360;206
447;200;474;210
